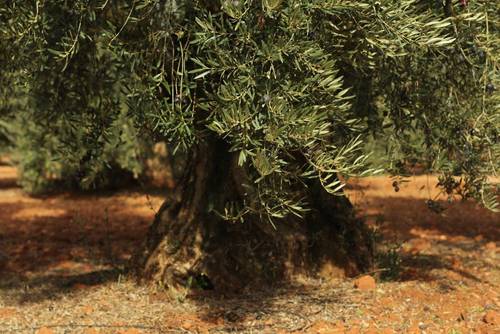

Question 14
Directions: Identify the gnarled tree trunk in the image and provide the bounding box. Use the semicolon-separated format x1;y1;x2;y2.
135;138;373;292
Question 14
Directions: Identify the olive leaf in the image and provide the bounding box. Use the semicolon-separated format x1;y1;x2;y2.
253;149;274;178
262;0;282;14
222;0;245;19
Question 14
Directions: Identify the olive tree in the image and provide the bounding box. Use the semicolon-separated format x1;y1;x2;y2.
1;0;498;291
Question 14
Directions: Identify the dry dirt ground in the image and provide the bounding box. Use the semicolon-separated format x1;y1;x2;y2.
0;162;498;334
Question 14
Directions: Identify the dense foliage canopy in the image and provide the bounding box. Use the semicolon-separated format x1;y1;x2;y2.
1;0;498;216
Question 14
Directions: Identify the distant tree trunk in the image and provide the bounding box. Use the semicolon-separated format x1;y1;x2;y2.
134;138;373;292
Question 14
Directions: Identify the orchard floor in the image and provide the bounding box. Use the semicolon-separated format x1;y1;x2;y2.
0;162;498;334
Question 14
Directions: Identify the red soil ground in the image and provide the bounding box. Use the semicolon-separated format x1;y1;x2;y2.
0;163;498;333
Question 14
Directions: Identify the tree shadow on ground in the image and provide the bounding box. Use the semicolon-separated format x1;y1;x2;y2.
0;269;123;304
0;176;17;189
0;166;17;189
363;196;498;284
366;196;499;242
399;253;484;282
0;200;150;269
0;176;164;304
168;281;352;332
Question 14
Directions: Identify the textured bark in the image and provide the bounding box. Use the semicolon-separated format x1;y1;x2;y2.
135;139;373;292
